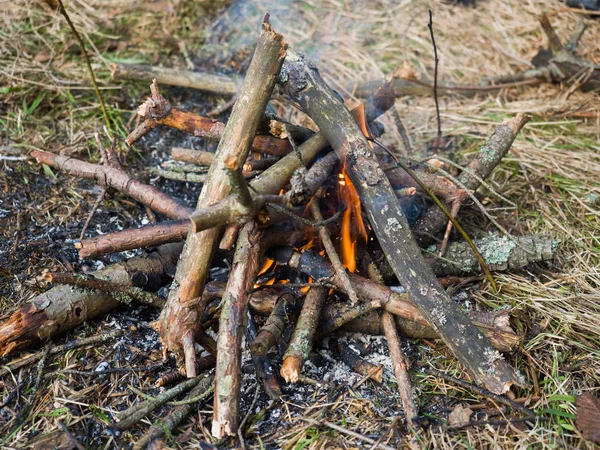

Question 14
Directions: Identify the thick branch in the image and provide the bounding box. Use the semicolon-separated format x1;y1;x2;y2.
0;243;182;356
280;285;328;383
156;19;286;379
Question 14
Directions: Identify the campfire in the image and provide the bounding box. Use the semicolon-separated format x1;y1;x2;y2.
5;9;587;449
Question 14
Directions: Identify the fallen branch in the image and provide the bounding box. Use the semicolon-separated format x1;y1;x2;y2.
112;63;238;95
156;17;286;380
414;114;530;243
31;150;192;220
125;82;290;157
278;50;521;394
0;243;182;356
381;311;418;424
42;272;165;307
280;285;328;383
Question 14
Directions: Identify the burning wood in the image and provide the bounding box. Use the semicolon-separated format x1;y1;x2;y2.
1;11;564;446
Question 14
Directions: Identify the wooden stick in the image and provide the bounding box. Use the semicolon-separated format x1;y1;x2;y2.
42;272;165;307
310;193;359;304
171;147;215;166
381;311;418;424
75;220;189;259
31;150;192;220
278;50;521;395
281;286;328;383
328;338;383;383
111;375;208;431
125;81;290;157
156;17;286;381
0;243;182;356
133;375;215;450
212;222;264;438
112;63;238;95
414;114;530;243
246;310;281;400
250;292;297;357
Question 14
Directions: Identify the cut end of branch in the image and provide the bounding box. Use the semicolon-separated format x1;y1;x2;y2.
503;112;531;134
281;356;301;383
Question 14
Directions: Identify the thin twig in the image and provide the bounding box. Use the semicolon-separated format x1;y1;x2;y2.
421;366;534;417
427;10;442;143
310;193;359;304
56;0;111;133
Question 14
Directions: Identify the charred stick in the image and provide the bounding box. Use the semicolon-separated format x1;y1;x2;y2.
31;150;193;220
213;222;265;438
414;114;530;243
0;243;182;357
287;151;338;207
250;292;297;357
125;81;290;156
76;220;189;259
112;63;238;95
157;18;286;382
281;285;328;383
381;311;418;424
42;272;165;307
270;248;520;353
328;338;383;383
246;310;281;400
132;375;215;450
278;50;521;394
111;375;207;431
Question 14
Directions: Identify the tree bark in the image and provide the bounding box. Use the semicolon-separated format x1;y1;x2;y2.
156;18;286;378
212;222;264;438
277;53;523;394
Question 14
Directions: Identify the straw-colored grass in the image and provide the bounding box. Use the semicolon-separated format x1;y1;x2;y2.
1;0;599;448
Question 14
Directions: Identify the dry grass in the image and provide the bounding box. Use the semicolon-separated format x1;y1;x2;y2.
1;0;600;448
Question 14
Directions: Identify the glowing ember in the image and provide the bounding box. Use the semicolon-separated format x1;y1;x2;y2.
338;168;367;273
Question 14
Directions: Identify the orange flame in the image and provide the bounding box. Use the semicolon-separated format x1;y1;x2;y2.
338;168;367;273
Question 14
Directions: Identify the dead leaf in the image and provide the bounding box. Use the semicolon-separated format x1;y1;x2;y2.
576;393;600;443
448;404;473;427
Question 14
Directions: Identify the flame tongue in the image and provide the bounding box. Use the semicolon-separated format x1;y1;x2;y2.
338;167;366;273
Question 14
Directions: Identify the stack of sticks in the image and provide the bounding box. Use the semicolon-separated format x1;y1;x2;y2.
0;15;558;447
